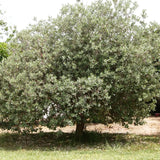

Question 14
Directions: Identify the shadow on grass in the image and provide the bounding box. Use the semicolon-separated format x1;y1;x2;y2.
0;131;159;151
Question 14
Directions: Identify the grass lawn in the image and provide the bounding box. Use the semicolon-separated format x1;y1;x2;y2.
0;131;159;160
0;146;160;160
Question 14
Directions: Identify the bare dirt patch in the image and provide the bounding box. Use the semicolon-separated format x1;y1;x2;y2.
85;117;160;135
41;117;160;135
1;117;160;135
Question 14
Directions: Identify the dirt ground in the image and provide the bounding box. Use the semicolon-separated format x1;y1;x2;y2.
52;117;160;135
1;117;160;135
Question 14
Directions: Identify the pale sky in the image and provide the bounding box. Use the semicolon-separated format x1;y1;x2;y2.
0;0;160;31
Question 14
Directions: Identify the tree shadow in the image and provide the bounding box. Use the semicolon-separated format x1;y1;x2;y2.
0;131;159;151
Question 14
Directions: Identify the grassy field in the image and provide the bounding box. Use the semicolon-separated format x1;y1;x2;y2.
0;131;160;160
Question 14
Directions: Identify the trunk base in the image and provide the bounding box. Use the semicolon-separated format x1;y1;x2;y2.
75;122;85;140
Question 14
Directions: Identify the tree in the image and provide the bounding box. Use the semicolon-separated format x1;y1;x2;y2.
0;0;159;136
0;42;8;61
143;22;160;112
145;22;160;73
0;8;16;62
0;9;8;61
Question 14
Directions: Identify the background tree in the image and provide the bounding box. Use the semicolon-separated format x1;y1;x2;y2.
0;0;159;136
0;42;8;61
0;9;8;61
0;8;16;62
143;22;160;113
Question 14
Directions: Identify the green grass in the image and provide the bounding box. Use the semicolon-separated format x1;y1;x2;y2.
0;131;159;160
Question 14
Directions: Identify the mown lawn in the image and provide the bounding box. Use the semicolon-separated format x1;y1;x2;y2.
0;131;159;160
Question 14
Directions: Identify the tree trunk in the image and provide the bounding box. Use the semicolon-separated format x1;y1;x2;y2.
75;122;85;139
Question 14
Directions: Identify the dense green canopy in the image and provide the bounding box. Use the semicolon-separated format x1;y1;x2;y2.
0;0;159;134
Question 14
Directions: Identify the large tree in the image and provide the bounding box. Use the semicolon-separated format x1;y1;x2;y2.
0;0;159;135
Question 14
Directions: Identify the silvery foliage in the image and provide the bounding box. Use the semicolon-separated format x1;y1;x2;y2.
0;0;159;132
